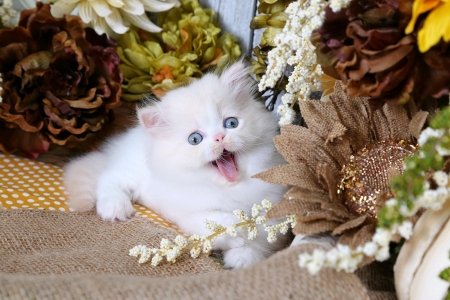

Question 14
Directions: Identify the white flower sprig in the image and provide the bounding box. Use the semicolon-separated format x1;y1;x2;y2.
299;125;450;274
129;199;296;266
259;0;351;125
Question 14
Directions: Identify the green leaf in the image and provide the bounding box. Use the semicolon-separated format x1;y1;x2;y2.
123;49;152;70
250;15;270;29
267;12;288;28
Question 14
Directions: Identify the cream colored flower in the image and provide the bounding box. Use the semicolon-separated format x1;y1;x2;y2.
50;0;180;36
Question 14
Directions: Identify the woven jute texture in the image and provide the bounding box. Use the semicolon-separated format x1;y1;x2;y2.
0;210;396;300
0;210;222;277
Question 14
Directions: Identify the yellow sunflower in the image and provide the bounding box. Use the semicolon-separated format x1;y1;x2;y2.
255;81;429;259
405;0;450;52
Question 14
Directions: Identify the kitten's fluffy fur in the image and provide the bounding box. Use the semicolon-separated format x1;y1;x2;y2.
64;62;287;269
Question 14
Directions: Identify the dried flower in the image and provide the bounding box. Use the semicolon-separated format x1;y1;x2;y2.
0;3;122;158
314;0;450;110
116;0;241;100
50;0;180;36
255;81;427;268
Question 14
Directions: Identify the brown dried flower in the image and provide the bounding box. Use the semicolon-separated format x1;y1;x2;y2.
0;3;122;158
255;81;428;258
314;0;450;110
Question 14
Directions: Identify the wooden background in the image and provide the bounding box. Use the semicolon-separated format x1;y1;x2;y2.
199;0;258;55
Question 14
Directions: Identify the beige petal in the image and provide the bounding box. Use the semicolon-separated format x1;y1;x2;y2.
79;1;94;23
382;102;411;141
298;212;346;223
122;12;161;33
331;215;367;235
299;100;339;140
90;0;113;17
329;81;374;150
409;110;428;139
293;219;341;235
338;224;376;249
284;187;330;204
321;202;354;219
105;7;129;34
326;121;347;144
317;163;340;204
275;125;342;173
141;0;177;12
106;0;125;8
253;163;324;193
121;0;145;15
266;199;320;220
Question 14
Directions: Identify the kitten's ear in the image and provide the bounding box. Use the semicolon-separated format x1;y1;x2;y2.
137;105;170;137
219;60;253;96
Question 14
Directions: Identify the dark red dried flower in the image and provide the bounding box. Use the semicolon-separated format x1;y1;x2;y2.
0;3;122;158
314;0;450;110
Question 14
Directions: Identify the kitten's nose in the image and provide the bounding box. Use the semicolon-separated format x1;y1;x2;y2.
214;133;225;142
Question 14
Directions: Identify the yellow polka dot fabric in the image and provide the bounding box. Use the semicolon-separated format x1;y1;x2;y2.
0;153;179;232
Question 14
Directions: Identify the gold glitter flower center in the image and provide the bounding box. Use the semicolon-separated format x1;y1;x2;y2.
337;139;417;220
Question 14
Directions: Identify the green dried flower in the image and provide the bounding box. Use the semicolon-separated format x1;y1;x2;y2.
116;0;241;101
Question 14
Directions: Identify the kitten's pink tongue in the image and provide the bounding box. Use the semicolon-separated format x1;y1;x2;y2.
216;152;238;182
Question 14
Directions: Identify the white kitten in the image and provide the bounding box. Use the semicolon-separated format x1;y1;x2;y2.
64;62;288;269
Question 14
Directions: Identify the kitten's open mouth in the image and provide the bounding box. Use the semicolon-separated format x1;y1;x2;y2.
211;149;238;183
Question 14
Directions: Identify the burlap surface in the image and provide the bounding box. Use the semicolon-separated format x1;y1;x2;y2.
0;210;397;300
0;210;222;277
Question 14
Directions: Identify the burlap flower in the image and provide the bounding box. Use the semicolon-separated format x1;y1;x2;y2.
255;81;429;255
0;3;122;158
314;0;450;110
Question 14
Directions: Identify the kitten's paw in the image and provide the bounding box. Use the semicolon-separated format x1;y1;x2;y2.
223;246;266;269
96;197;135;222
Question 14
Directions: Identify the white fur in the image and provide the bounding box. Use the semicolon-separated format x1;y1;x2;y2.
64;62;288;269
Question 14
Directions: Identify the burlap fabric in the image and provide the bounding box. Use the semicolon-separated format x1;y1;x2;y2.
0;210;221;278
0;210;398;299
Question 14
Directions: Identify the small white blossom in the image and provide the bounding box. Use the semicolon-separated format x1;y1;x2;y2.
190;247;201;258
233;209;249;221
261;199;273;211
374;245;390;261
247;225;258;240
255;216;266;225
384;198;398;207
398;221;413;239
174;235;188;248
202;240;213;254
160;238;172;249
418;127;444;146
362;241;378;257
433;171;449;187
266;226;278;243
206;220;221;232
151;254;163;266
373;229;392;247
251;204;262;218
226;223;238;237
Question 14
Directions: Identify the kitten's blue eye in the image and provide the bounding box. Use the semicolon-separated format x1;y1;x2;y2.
188;132;203;145
224;117;239;129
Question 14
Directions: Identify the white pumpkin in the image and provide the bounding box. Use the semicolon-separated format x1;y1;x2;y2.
395;199;450;300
